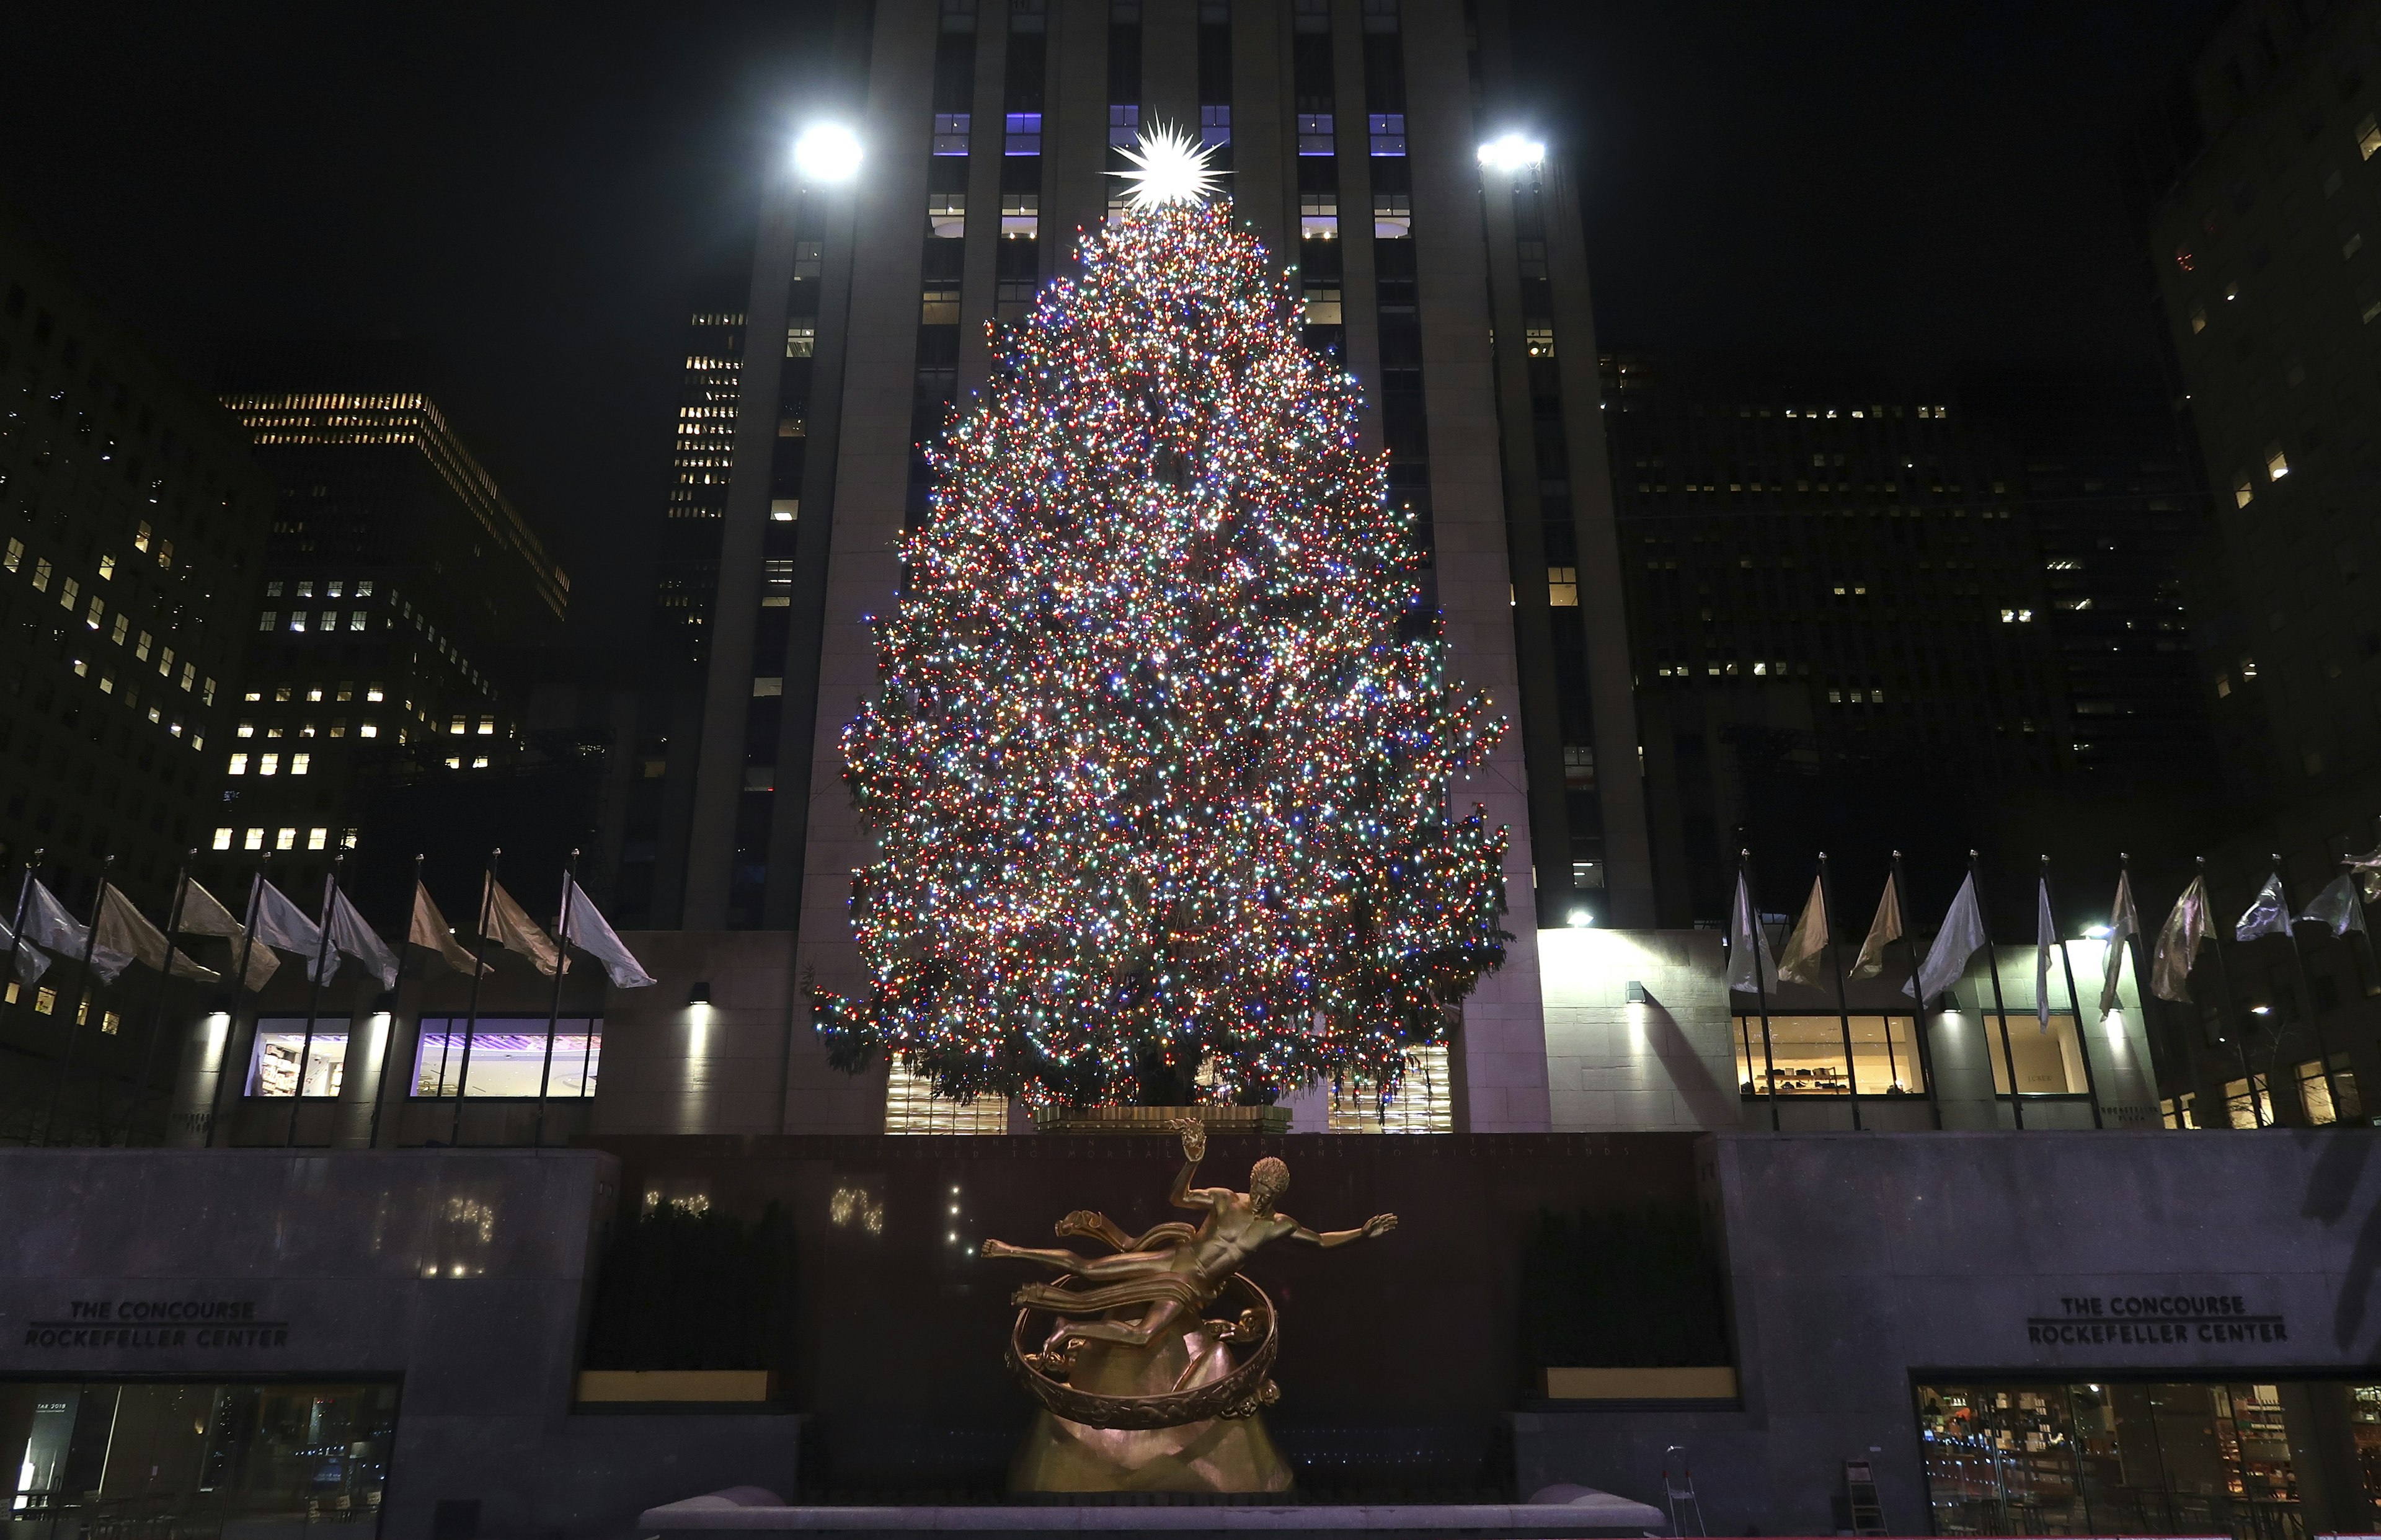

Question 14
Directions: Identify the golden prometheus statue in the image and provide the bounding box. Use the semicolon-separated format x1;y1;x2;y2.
981;1118;1398;1492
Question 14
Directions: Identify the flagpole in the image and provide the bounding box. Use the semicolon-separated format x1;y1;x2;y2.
1740;850;1780;1132
38;852;114;1148
287;852;345;1148
2270;856;2348;1124
450;849;500;1148
1892;851;1943;1130
124;851;196;1144
1969;850;2024;1131
208;863;270;1149
3;850;45;1136
368;855;426;1151
1816;854;1861;1130
2040;856;2103;1130
2200;856;2267;1128
2116;854;2183;1130
532;850;580;1149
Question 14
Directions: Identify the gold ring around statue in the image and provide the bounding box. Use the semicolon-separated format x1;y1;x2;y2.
1004;1273;1280;1430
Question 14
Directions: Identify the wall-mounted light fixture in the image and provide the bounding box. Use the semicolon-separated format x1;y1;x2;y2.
1625;980;1649;1004
686;981;712;1006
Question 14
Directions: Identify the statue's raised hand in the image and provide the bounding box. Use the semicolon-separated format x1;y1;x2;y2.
1169;1116;1207;1163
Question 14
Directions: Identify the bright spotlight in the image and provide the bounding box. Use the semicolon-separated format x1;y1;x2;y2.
2082;924;2111;940
1477;133;1545;174
1567;909;1594;928
794;123;864;184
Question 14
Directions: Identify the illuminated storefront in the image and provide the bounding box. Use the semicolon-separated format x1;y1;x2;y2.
2;1379;397;1540
1917;1378;2381;1537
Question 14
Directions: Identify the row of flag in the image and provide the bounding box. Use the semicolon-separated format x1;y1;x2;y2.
1;865;658;1002
1727;851;2381;1029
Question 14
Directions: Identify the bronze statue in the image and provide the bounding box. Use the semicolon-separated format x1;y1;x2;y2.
981;1119;1396;1492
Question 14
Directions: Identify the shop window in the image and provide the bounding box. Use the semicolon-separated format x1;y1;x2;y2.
2160;1091;2200;1128
412;1018;603;1099
884;1060;1009;1133
1918;1379;2358;1538
1983;1013;2090;1096
2299;1055;2361;1125
1735;1015;1927;1097
0;1380;396;1531
247;1021;347;1098
1328;1045;1453;1133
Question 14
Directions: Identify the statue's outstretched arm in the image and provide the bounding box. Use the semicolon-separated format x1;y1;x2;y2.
1168;1117;1212;1211
1290;1213;1399;1248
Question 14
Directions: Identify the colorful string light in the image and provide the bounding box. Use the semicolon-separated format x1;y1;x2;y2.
814;199;1510;1109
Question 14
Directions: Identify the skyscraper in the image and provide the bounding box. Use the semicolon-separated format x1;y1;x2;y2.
2135;0;2381;1127
0;214;273;913
212;345;569;908
0;208;278;1144
1600;352;2209;923
637;0;1644;1131
2144;0;2381;855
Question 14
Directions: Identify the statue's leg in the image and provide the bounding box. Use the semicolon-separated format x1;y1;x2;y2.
1051;1298;1185;1349
981;1241;1095;1273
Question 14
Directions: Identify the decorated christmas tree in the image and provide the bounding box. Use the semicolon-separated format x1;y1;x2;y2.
816;130;1509;1110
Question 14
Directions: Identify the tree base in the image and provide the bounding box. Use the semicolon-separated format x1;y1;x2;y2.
1031;1105;1293;1135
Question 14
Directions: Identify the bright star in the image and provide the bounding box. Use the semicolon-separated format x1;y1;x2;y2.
1112;124;1222;211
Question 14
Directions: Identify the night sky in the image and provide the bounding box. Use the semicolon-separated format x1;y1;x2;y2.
0;0;2214;644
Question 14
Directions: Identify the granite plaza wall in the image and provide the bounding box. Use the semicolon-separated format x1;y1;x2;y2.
0;1149;799;1540
1516;1128;2381;1534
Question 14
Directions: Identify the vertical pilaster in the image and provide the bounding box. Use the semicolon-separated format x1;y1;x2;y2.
1404;0;1548;1131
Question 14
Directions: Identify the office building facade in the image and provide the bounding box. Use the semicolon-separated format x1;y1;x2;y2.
212;346;570;910
2135;0;2381;1130
1600;353;2210;924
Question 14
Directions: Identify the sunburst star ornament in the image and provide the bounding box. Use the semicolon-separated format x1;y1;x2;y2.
1113;123;1223;210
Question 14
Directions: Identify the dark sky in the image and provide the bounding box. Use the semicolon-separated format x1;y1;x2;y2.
0;0;2214;644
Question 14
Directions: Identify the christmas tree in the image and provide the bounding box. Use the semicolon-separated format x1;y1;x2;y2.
816;131;1510;1110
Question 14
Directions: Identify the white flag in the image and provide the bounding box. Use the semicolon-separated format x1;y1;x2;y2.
94;885;217;985
173;877;248;939
484;877;561;976
311;885;398;991
2098;872;2139;1020
2034;877;2055;1032
18;878;135;981
409;883;489;976
0;914;50;988
2151;877;2210;1004
1849;873;1902;980
251;878;323;959
2298;874;2368;940
559;878;657;989
1725;873;1778;994
1776;877;1829;988
1905;874;1986;1007
2235;870;2290;942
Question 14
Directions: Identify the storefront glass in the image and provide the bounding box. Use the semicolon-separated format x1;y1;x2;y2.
411;1017;601;1099
247;1023;347;1099
1733;1015;1927;1097
1917;1376;2381;1538
1;1378;396;1540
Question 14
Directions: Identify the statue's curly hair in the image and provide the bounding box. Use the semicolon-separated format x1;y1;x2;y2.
1249;1157;1289;1197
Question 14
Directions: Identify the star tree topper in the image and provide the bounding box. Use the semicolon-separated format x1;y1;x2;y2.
1113;123;1223;211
